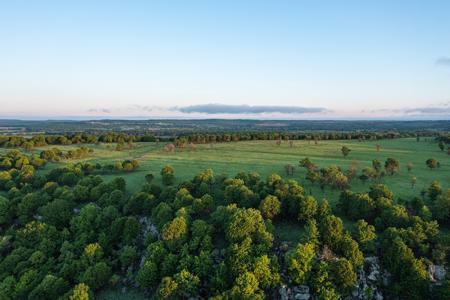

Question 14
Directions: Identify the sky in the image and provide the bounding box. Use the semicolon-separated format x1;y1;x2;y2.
1;0;450;120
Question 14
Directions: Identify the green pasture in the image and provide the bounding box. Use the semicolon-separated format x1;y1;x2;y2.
31;137;449;205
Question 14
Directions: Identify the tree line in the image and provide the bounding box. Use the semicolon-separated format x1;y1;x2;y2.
1;131;448;151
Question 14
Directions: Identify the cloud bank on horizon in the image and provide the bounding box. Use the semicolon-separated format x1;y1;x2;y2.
79;102;450;120
177;104;327;114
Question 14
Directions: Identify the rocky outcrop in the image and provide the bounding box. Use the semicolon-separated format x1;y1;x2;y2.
345;256;384;300
278;285;310;300
428;264;447;282
138;217;159;268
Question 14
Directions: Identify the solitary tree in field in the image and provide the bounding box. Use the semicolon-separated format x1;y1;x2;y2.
116;143;124;151
438;141;445;151
372;159;381;174
411;176;417;188
407;162;413;172
161;165;175;185
163;144;176;153
346;161;358;179
145;173;154;184
376;144;381;152
284;164;295;176
426;158;438;170
384;158;400;175
341;146;351;158
300;157;317;172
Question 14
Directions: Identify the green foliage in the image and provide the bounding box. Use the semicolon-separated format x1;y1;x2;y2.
329;258;356;293
319;215;345;249
353;219;376;253
259;195;281;219
426;158;439;170
230;272;263;299
69;283;91;300
226;208;273;250
432;189;450;223
384;157;400;175
0;139;448;300
162;216;188;248
79;262;112;291
382;236;429;299
285;242;316;284
161;165;175;185
341;146;351;157
29;274;69;299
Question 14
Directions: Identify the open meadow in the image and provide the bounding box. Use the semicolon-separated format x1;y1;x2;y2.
30;137;449;204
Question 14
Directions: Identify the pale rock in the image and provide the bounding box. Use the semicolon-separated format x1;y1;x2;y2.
279;284;289;300
428;265;447;282
293;285;310;300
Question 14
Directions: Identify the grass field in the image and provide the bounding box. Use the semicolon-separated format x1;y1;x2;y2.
28;137;449;205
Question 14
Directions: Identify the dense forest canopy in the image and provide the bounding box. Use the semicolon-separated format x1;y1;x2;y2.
0;126;449;299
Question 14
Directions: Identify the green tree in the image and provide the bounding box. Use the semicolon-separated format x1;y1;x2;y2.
162;216;188;244
161;165;175;185
329;258;356;293
120;246;138;269
157;277;178;299
173;269;200;298
122;216;140;245
69;283;91;300
341;146;351;157
230;272;262;299
259;195;281;219
29;275;69;299
428;180;442;201
432;189;450;223
40;198;73;228
298;196;318;221
79;262;111;290
145;173;154;184
304;219;320;248
426;158;438;170
384;157;400;175
285;242;316;284
136;260;159;289
353;219;376;253
0;196;12;225
253;255;280;289
310;261;339;300
226;208;273;249
338;234;364;267
319;215;345;249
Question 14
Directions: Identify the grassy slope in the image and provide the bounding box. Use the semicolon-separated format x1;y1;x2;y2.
33;137;449;204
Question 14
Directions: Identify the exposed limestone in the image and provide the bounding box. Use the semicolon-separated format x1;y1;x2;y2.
428;264;447;282
293;285;310;300
278;285;310;300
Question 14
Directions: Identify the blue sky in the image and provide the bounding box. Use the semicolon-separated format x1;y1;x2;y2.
1;0;449;119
